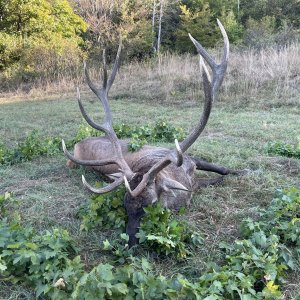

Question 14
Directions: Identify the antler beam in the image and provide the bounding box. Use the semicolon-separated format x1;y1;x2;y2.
62;42;135;194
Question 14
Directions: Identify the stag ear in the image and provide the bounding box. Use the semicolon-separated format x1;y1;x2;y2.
160;178;189;192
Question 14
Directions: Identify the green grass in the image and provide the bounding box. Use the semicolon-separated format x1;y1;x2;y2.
0;88;299;299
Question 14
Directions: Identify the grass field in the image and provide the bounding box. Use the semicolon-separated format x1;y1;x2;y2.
0;47;299;299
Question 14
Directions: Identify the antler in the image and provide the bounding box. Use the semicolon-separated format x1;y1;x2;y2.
62;41;135;193
125;19;229;197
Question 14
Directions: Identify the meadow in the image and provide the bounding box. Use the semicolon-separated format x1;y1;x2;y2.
0;43;299;299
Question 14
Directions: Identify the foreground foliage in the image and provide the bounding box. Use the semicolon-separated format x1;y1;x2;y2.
137;204;203;258
79;188;202;259
74;121;186;152
0;188;299;299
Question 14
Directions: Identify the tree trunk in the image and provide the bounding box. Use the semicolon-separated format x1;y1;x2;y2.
152;0;157;51
157;0;163;54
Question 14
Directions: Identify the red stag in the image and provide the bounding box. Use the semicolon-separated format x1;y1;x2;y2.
63;20;241;246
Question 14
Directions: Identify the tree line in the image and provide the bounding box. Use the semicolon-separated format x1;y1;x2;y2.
0;0;299;83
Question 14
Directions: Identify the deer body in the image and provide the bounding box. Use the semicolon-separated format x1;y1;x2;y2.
63;21;242;246
68;136;195;209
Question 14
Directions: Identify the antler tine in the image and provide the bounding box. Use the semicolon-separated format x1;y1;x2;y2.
214;19;229;94
77;88;107;133
82;175;124;194
107;41;122;92
188;33;217;70
175;139;183;166
189;19;229;96
217;19;229;65
84;61;99;96
125;20;229;197
102;49;108;90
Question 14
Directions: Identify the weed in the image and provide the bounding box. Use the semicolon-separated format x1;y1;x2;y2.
151;120;186;142
267;138;300;159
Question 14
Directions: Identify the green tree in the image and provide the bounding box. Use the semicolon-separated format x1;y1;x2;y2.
175;3;216;53
175;0;243;53
240;0;300;29
0;0;87;78
0;0;86;41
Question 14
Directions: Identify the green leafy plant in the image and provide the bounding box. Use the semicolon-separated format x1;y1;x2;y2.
71;256;170;300
0;192;11;215
70;124;103;145
0;218;82;298
114;120;186;151
1;188;299;299
127;133;147;152
113;123;135;138
151;120;186;143
267;139;300;158
102;233;134;264
241;187;300;270
0;142;12;164
137;204;203;258
78;190;202;259
78;186;127;232
0;130;61;165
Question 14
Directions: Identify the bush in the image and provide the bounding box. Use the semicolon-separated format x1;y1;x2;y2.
175;4;218;53
0;0;87;88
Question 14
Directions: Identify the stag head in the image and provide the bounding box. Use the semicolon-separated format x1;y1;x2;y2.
62;20;229;247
